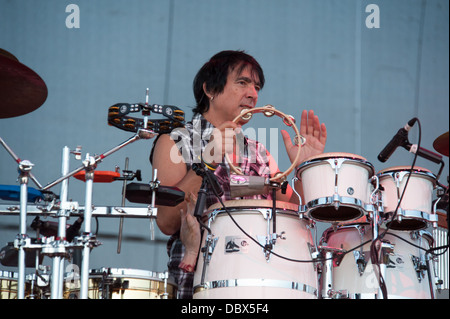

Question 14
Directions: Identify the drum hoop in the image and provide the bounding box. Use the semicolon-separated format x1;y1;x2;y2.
296;153;375;175
376;166;436;181
194;278;317;296
304;152;368;162
320;222;370;243
207;199;298;212
89;268;165;280
0;271;18;279
321;222;435;247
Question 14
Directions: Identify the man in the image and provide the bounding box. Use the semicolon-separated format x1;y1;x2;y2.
150;50;327;298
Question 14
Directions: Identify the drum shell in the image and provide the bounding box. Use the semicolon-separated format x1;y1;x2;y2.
321;223;435;299
64;268;176;299
193;200;318;299
377;166;436;230
0;271;31;299
296;153;374;222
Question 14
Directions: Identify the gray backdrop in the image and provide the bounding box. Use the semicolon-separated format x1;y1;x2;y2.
1;0;448;281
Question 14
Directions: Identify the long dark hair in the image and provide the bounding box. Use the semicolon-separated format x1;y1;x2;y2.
192;50;265;114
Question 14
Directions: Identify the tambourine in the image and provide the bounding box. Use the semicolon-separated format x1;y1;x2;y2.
108;103;185;134
225;105;305;182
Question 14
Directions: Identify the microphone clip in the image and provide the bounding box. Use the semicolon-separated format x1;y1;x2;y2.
191;162;224;218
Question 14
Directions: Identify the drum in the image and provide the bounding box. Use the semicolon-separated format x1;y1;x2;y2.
64;268;177;299
193;200;318;299
0;271;32;299
320;223;436;299
377;166;437;230
296;153;375;222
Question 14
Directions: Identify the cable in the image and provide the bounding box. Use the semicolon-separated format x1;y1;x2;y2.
370;117;421;299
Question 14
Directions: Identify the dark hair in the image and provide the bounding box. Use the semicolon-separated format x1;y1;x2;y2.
192;50;265;114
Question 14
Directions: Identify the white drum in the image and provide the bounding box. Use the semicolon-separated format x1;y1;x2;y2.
320;223;436;299
64;268;177;299
377;166;437;230
296;153;375;222
193;200;318;299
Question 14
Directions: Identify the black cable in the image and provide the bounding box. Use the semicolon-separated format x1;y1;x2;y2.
370;117;421;299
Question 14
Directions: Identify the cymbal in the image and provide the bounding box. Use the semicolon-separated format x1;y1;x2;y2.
0;48;48;118
433;131;449;157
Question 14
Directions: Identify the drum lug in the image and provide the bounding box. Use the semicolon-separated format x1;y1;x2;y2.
353;251;369;276
201;235;218;264
410;255;428;283
332;194;341;210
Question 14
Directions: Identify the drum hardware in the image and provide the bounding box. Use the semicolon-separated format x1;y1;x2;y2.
115;157;142;254
317;246;347;299
1;91;178;298
198;233;219;290
107;89;185;135
158;272;171;299
410;254;428;283
190;161;223;288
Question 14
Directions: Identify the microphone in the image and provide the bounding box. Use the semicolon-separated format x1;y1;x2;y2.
230;175;270;198
378;118;417;162
407;144;443;165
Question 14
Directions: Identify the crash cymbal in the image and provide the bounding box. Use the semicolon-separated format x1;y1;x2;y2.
0;49;48;118
433;131;449;157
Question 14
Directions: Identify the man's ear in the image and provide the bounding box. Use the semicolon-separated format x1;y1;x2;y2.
203;82;213;100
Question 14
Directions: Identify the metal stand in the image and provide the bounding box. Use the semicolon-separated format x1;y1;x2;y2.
16;160;33;299
50;146;71;299
1;128;155;299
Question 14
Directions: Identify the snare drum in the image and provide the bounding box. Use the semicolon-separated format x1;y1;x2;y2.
193;200;318;299
377;166;437;230
64;268;177;299
296;153;375;222
320;223;436;299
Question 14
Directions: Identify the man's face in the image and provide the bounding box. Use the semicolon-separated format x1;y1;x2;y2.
210;64;261;124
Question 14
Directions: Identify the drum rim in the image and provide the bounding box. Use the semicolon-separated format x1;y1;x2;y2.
376;166;436;180
207;199;299;212
296;152;374;175
321;222;434;246
305;196;366;222
302;152;368;162
88;268;168;280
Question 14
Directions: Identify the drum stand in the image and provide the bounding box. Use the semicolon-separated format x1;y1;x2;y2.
1;137;43;299
1;129;155;299
42;128;155;299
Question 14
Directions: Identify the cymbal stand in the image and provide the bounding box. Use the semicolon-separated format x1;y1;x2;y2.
41;129;153;192
117;157;129;254
78;152;97;299
49;146;71;299
15;159;34;299
42;129;154;299
0;137;43;189
115;157;143;253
